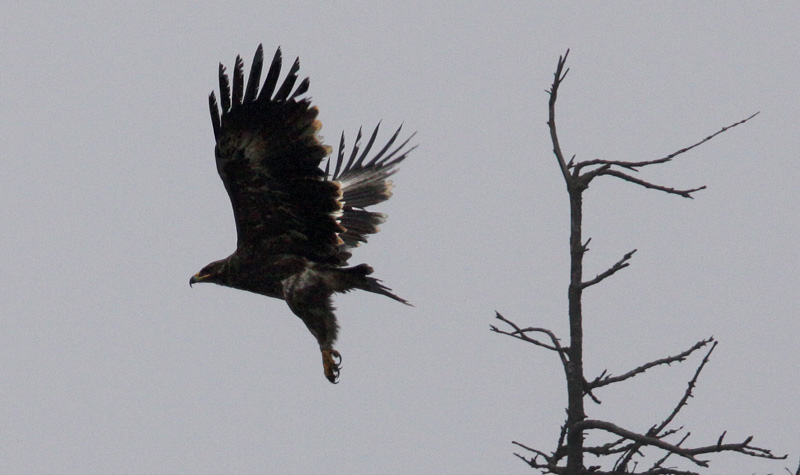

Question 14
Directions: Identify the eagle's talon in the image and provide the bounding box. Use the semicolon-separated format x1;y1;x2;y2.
322;349;342;384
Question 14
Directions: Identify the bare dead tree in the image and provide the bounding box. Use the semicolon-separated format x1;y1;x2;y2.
492;50;792;475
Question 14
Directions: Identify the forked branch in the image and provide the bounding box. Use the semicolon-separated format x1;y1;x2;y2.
491;312;569;372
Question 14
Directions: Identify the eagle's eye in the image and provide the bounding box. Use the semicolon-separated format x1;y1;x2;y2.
200;266;218;277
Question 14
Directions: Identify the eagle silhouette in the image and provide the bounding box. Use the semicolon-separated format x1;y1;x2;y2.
190;45;413;383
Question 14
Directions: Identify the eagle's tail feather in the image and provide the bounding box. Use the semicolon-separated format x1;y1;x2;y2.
362;276;411;305
339;264;411;306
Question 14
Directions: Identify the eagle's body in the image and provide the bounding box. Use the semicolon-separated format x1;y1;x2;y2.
190;45;412;383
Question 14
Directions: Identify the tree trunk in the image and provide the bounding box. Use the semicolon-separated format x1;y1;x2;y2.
566;184;586;474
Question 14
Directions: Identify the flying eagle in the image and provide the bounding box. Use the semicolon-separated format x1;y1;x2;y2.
190;45;413;383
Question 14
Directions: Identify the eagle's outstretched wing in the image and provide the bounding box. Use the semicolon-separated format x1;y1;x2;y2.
209;45;344;264
325;124;416;253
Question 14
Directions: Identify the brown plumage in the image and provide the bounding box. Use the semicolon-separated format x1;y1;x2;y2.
190;45;413;383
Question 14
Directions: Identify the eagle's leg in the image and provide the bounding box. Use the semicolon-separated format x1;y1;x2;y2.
321;348;341;383
282;270;342;383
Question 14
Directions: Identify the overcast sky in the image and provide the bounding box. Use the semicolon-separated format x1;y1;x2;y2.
2;2;799;474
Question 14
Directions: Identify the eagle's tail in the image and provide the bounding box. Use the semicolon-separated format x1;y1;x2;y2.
338;264;411;306
325;124;416;249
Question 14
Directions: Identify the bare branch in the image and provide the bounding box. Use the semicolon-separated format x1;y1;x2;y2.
588;337;713;390
614;341;716;470
569;112;760;199
649;432;691;471
580;419;703;466
547;49;572;187
584;384;602;405
512;441;561;472
573;112;760;174
643;111;759;165
609;341;785;471
584;437;636;456
653;341;716;435
579;419;786;468
571;158;643;173
491;312;568;355
512;451;547;471
596;168;706;198
513;440;552;461
582;249;637;289
588;468;701;475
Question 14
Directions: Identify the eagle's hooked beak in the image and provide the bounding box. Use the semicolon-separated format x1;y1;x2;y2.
189;274;202;287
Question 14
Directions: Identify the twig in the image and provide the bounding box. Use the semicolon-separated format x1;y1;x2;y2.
641;112;759;164
513;440;552;461
649;432;690;472
512;441;557;471
582;249;637;289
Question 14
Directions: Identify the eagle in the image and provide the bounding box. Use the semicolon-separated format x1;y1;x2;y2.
190;45;413;383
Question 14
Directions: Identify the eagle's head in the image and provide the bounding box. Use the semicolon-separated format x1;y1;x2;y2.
190;259;229;287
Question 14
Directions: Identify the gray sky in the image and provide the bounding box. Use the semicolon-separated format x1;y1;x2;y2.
2;2;799;474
